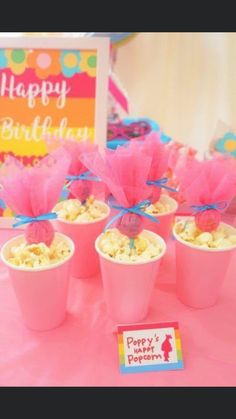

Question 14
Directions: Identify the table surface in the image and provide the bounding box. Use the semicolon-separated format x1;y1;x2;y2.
0;218;236;387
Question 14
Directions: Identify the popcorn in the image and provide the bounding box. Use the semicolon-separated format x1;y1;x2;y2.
176;220;236;249
178;222;198;241
228;235;236;244
145;199;171;216
54;197;108;223
216;239;232;248
212;230;225;241
196;232;213;245
99;228;162;262
7;239;71;268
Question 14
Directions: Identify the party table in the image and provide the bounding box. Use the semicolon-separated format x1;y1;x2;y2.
0;216;236;387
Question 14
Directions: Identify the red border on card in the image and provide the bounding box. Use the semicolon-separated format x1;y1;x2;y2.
117;322;179;333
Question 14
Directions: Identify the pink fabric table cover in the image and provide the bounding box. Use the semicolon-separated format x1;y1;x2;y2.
0;219;236;387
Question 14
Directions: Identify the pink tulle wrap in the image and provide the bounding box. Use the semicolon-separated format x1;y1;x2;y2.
0;149;71;245
61;140;107;202
168;141;197;173
81;145;152;237
177;156;236;231
167;142;198;203
130;132;169;202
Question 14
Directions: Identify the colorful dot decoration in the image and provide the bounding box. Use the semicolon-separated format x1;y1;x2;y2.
64;53;78;68
0;51;7;68
214;132;236;157
87;55;97;68
0;48;97;79
37;53;52;69
11;49;25;64
224;139;236;152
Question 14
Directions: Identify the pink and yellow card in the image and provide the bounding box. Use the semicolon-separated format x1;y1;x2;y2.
0;35;109;166
117;322;184;374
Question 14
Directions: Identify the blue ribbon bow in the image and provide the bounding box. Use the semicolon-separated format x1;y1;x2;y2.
65;171;101;189
147;177;177;193
13;212;58;228
105;199;160;231
191;202;227;213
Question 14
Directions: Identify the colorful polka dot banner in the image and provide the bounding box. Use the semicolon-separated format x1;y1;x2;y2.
0;47;101;166
117;322;184;374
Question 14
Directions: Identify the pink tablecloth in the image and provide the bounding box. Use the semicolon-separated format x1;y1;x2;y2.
0;225;236;387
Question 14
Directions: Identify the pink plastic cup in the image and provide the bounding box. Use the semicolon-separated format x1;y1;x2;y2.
173;221;236;308
95;230;166;323
0;232;75;331
55;201;110;279
142;195;178;241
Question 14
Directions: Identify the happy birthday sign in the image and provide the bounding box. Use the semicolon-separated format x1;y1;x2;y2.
117;322;183;374
0;48;97;163
0;36;109;167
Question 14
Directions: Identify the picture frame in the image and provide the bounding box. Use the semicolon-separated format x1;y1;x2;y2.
0;34;110;166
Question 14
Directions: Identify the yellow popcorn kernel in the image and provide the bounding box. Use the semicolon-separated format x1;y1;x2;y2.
154;202;164;210
38;256;50;265
157;201;170;212
75;213;90;222
175;221;185;235
8;257;21;266
28;247;42;256
145;200;171;215
179;222;199;241
53;202;61;212
100;242;112;254
198;243;209;248
212;231;225;241
216;238;232;248
196;232;213;245
24;258;34;268
87;195;95;205
89;208;102;219
135;236;148;255
30;243;50;255
208;240;218;248
217;226;227;235
33;260;41;268
66;201;79;212
145;204;156;214
228;235;236;245
68;214;77;222
78;205;86;214
210;239;222;248
58;209;67;219
11;245;22;257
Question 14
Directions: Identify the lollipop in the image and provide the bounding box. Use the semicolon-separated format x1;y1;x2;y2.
177;155;236;232
62;140;102;203
129;131;172;202
0;148;71;245
81;144;158;240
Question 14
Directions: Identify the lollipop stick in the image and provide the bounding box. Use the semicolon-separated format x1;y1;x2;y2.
129;237;135;249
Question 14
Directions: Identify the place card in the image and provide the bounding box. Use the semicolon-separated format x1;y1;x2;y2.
117;322;184;374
